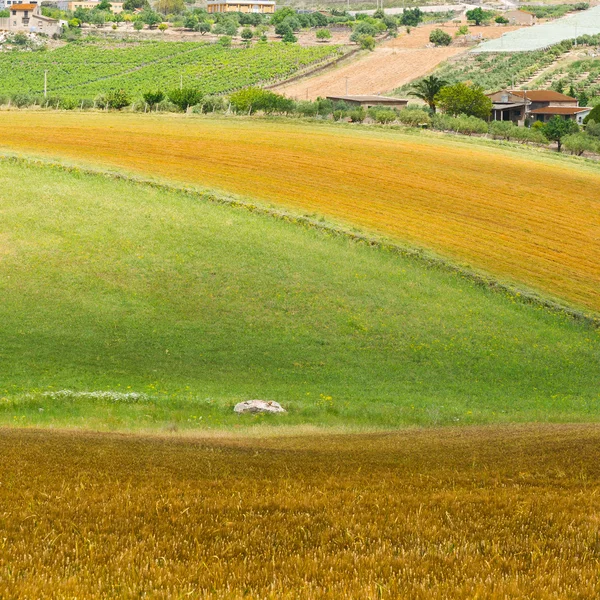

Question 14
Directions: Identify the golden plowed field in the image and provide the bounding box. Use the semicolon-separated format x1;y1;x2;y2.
2;426;600;598
2;112;599;311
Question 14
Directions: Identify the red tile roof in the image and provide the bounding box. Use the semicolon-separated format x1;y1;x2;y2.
529;106;590;115
10;3;37;9
511;90;577;102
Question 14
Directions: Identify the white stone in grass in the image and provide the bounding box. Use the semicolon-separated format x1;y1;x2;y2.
234;400;286;414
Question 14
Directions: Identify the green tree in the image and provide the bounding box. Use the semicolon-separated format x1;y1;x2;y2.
578;91;589;107
158;22;168;33
495;15;509;24
435;82;492;119
556;80;564;94
429;28;452;46
196;21;210;34
97;0;112;10
542;115;579;152
568;84;576;99
142;90;164;109
168;87;203;111
133;19;144;30
562;132;597;155
583;104;600;124
241;27;253;42
466;7;493;25
106;89;130;110
282;29;297;43
400;7;423;27
410;75;448;112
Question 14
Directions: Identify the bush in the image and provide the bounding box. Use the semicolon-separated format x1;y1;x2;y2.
495;15;509;24
374;109;397;124
398;108;432;127
218;35;232;47
168;87;203;111
562;132;598;155
349;107;366;122
489;120;515;140
200;94;227;112
511;126;548;145
241;27;253;41
332;109;347;121
282;30;297;43
10;93;33;108
401;7;423;27
433;114;487;135
316;28;332;41
296;100;319;117
229;88;294;114
357;35;375;50
106;89;130;110
142;90;165;109
586;119;600;138
429;28;452;46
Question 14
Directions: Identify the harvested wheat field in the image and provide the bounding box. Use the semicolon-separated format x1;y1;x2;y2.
1;112;599;311
275;25;522;99
1;425;600;599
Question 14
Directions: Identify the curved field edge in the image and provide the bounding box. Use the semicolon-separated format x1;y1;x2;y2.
2;153;598;327
0;112;598;313
2;425;600;598
1;158;599;431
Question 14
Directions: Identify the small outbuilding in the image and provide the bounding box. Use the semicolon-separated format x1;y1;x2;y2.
326;95;409;110
504;10;536;26
206;0;275;13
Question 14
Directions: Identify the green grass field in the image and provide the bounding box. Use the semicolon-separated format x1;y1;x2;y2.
1;158;598;431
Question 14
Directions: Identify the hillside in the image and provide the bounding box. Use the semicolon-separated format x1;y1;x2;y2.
1;113;599;312
0;158;598;429
275;24;521;100
0;40;342;100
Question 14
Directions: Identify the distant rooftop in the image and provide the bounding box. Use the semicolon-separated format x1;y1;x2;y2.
10;3;37;9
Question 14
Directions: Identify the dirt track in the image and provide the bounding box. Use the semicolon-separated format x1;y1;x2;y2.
275;24;522;99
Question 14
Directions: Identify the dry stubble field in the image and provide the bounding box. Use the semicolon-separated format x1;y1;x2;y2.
1;112;599;312
1;425;600;599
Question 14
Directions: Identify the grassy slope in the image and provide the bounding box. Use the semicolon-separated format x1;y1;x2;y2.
0;160;598;430
1;112;599;312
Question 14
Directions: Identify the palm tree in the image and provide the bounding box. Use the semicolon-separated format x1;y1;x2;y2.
409;76;448;113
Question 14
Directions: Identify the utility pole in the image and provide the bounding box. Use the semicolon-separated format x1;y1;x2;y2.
44;70;47;98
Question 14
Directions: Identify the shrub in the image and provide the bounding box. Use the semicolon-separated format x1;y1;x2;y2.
562;132;598;155
168;87;203;111
374;109;397;124
10;93;33;108
316;28;332;42
357;35;375;50
332;109;347;121
349;107;366;122
218;36;232;47
142;90;164;109
489;120;515;140
495;15;509;24
296;100;319;117
398;108;432;127
429;29;452;46
282;30;297;43
106;89;130;110
241;27;253;41
229;88;293;114
401;7;423;27
586;119;600;137
511;126;548;145
200;94;227;112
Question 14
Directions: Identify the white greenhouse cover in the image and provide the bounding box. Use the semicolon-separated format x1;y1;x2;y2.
471;6;600;53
